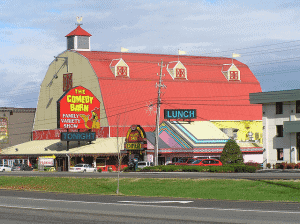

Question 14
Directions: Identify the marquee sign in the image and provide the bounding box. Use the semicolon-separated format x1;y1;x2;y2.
61;132;96;141
164;109;196;120
124;125;147;150
0;118;8;143
57;86;100;129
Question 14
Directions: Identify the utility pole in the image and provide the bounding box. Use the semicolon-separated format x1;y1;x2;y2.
154;60;166;166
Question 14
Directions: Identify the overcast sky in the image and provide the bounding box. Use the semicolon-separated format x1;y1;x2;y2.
1;0;300;108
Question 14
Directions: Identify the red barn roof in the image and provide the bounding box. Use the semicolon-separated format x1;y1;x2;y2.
65;26;92;37
76;51;262;128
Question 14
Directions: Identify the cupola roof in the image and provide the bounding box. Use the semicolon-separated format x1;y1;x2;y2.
65;25;92;37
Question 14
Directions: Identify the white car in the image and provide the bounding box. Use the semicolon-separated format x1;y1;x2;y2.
137;161;152;169
0;165;12;172
69;163;96;173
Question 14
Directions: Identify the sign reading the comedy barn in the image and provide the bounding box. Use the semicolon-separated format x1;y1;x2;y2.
164;109;196;120
124;125;147;150
57;86;100;129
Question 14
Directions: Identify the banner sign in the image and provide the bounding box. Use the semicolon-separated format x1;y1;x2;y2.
164;109;196;119
57;86;100;129
0;117;8;143
124;125;147;150
61;132;96;141
39;157;55;166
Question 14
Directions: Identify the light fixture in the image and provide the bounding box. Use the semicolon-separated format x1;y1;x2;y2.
15;148;18;152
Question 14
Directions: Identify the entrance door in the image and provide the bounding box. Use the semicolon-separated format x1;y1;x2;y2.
158;157;165;165
297;133;300;161
57;157;67;171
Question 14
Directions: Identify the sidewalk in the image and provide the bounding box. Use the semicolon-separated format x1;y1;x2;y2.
256;169;300;173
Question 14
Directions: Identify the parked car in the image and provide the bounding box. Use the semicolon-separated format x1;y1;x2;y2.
0;165;12;172
172;157;194;165
69;163;96;173
11;163;22;171
174;158;197;166
20;164;34;171
137;161;152;169
11;163;33;171
188;159;222;166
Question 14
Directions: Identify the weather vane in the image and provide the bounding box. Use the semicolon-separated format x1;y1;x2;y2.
76;16;83;26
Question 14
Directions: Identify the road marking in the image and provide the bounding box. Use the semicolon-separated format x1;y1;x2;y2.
0;204;46;210
118;200;193;204
1;196;300;214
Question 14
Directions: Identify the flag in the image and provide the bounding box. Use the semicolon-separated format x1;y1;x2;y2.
178;50;187;55
121;47;129;52
232;53;241;58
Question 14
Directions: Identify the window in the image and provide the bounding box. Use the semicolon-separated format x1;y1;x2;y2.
276;125;283;137
117;66;127;76
63;73;73;92
296;101;300;113
176;68;185;78
277;148;283;160
276;102;283;114
230;71;238;80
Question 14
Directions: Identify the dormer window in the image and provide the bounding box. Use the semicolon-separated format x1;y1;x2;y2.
222;64;240;81
167;61;187;80
110;59;130;78
117;66;128;77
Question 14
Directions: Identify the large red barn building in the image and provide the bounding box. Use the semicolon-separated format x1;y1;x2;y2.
1;24;263;170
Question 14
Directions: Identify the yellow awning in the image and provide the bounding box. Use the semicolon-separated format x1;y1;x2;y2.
0;137;125;156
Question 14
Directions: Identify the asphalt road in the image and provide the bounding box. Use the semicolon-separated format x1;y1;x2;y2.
1;169;300;180
0;190;299;223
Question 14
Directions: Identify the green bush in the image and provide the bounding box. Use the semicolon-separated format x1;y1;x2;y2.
244;162;262;170
286;163;296;169
279;162;288;169
220;139;244;165
97;168;102;172
140;164;256;173
122;167;130;172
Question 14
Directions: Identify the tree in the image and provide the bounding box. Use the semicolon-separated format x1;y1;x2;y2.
220;139;244;164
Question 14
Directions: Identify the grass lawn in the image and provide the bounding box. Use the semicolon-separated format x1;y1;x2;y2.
0;176;300;202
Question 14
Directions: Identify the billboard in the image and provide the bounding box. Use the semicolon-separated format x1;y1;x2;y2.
57;86;100;129
0;118;8;144
124;125;147;150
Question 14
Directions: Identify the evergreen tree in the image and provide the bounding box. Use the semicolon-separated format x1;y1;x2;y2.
220;139;244;164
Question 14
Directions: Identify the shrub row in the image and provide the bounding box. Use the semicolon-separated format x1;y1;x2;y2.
272;162;300;169
137;164;257;173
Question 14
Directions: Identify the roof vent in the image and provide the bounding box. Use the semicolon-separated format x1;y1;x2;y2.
167;61;187;80
109;58;130;78
222;64;240;81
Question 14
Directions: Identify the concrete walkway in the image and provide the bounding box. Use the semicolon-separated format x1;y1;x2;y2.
257;169;300;173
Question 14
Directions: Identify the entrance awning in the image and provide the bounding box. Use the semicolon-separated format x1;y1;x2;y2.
284;121;300;133
0;137;125;156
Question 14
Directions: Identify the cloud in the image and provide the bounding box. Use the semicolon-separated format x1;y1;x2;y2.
0;0;300;108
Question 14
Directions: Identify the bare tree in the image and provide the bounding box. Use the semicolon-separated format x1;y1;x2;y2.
115;112;128;195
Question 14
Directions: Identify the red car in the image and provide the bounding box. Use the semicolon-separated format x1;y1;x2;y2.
188;159;222;166
174;158;197;166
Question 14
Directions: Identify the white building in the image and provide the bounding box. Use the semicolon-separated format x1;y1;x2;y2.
250;89;300;168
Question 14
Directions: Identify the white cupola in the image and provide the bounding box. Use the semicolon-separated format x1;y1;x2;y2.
65;25;92;51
